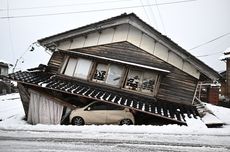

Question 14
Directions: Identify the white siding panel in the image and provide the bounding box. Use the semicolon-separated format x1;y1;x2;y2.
183;61;200;79
112;24;129;42
127;26;142;47
84;32;100;47
168;52;183;69
58;40;71;50
98;28;114;45
154;42;169;61
70;36;85;49
140;34;155;54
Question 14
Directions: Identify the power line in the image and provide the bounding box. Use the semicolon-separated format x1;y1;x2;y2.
0;0;133;11
0;0;198;19
147;0;159;29
139;0;152;26
189;32;230;50
6;0;15;64
196;51;223;58
155;0;167;34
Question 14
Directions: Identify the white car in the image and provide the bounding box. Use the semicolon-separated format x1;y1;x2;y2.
69;101;135;125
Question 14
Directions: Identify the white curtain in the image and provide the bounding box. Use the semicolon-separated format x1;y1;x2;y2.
27;90;64;125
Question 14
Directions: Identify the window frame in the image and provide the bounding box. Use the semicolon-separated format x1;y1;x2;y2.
61;56;93;80
123;67;159;96
91;62;125;87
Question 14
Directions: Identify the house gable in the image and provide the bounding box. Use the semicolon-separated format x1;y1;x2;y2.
38;13;220;81
49;24;200;79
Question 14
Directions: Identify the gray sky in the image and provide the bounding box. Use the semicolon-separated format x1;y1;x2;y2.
0;0;229;73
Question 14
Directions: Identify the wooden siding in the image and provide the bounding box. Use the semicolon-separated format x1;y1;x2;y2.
47;51;65;73
72;42;169;71
48;42;198;105
17;83;30;118
157;68;197;104
227;60;230;97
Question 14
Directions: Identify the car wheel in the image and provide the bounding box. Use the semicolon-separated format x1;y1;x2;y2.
120;119;133;125
71;116;85;126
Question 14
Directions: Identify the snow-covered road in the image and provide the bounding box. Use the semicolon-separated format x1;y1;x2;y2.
1;127;230;152
1;93;230;152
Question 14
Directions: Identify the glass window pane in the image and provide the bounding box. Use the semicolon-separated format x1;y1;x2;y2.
90;102;107;110
93;63;108;82
106;64;124;86
73;58;92;79
64;58;77;76
125;69;142;91
141;72;157;93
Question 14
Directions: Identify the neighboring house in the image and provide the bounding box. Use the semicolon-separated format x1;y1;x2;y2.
220;48;230;98
0;61;9;76
220;71;227;98
8;13;220;125
219;48;230;105
196;82;220;105
0;61;11;95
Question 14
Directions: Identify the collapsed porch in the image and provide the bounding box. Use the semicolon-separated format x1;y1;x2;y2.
8;70;199;125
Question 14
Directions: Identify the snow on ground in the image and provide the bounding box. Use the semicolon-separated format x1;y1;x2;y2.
1;93;230;151
0;93;230;134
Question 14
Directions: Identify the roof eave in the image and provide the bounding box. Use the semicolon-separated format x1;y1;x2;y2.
37;13;220;81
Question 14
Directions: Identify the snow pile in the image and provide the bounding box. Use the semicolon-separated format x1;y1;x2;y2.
0;93;230;135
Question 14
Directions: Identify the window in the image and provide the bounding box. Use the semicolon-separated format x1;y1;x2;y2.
73;58;92;79
141;72;156;93
64;58;77;76
93;63;124;86
106;64;124;86
106;103;124;110
63;57;92;79
125;69;158;94
93;63;108;82
88;102;107;110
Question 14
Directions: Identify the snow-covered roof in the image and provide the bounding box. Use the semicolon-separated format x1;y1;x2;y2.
224;47;230;54
219;54;230;60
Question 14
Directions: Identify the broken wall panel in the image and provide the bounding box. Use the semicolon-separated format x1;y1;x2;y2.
17;83;30;118
27;89;64;125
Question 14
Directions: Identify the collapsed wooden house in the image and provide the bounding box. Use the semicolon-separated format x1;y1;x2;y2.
8;13;220;125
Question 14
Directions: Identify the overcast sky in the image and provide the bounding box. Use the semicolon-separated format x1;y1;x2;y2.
0;0;229;73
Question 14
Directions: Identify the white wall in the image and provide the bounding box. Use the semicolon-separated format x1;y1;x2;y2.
57;24;200;79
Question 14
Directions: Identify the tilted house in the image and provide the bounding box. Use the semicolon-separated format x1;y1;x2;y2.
8;13;220;125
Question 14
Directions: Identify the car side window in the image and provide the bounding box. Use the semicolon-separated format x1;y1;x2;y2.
89;102;107;110
106;104;124;110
